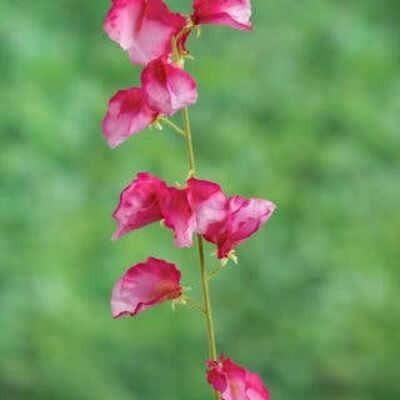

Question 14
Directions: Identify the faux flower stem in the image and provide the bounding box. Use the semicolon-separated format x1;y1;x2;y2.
160;117;186;137
184;296;206;316
182;107;196;178
182;107;220;400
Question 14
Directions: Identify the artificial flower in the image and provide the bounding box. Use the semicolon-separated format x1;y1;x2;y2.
188;178;276;258
192;0;252;32
112;172;166;240
102;88;158;148
111;257;183;318
142;56;198;116
207;354;270;400
104;0;186;65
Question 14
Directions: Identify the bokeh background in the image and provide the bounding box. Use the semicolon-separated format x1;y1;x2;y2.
1;0;399;399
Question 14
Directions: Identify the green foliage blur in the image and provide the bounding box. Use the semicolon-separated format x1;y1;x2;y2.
1;0;399;399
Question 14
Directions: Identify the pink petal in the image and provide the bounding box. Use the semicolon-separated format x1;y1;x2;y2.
111;257;183;318
160;187;197;247
187;178;228;234
192;0;252;31
141;56;198;116
190;183;276;259
112;172;167;240
219;196;276;258
102;88;158;148
104;0;186;65
207;355;270;400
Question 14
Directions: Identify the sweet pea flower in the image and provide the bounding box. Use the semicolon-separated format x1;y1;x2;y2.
104;0;186;65
102;88;158;148
112;174;275;257
207;355;270;400
204;195;276;259
142;56;198;116
112;172;167;240
188;178;276;259
111;257;183;318
192;0;252;32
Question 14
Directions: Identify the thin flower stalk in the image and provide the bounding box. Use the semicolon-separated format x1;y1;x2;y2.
102;1;274;399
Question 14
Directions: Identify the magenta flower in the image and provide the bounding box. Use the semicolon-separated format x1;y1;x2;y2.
192;0;252;32
104;0;186;65
111;257;183;318
102;88;158;148
142;56;198;116
207;355;270;400
112;172;166;240
112;174;275;257
188;178;276;259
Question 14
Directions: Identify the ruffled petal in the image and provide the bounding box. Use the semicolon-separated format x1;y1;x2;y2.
187;177;228;234
102;88;158;148
207;355;270;400
160;187;197;247
192;0;252;31
142;56;198;116
112;173;167;240
111;257;183;318
188;179;276;259
218;196;276;258
104;0;186;65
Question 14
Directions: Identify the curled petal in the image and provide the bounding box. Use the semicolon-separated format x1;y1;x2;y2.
207;355;270;400
192;0;252;31
224;196;276;256
205;196;276;259
142;56;198;116
102;88;158;148
187;178;228;234
104;0;186;65
111;257;183;318
160;187;197;247
112;173;167;240
187;178;276;258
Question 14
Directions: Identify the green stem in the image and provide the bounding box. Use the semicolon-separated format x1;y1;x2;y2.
160;117;186;137
181;107;220;400
185;295;206;316
182;107;196;178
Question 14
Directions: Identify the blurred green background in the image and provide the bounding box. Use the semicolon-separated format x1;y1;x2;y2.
1;0;399;399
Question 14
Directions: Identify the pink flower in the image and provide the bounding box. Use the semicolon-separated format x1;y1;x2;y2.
188;178;276;259
142;56;198;116
111;257;183;318
102;88;158;148
104;0;186;65
112;173;167;240
207;355;270;400
112;174;275;257
192;0;252;32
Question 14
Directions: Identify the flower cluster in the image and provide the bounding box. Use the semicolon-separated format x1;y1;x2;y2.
112;173;276;258
103;0;274;398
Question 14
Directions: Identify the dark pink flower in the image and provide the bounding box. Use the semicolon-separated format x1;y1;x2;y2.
142;56;198;116
207;355;270;400
188;178;276;259
111;257;183;318
205;195;276;259
192;0;252;32
104;0;186;65
112;173;167;240
102;88;158;148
